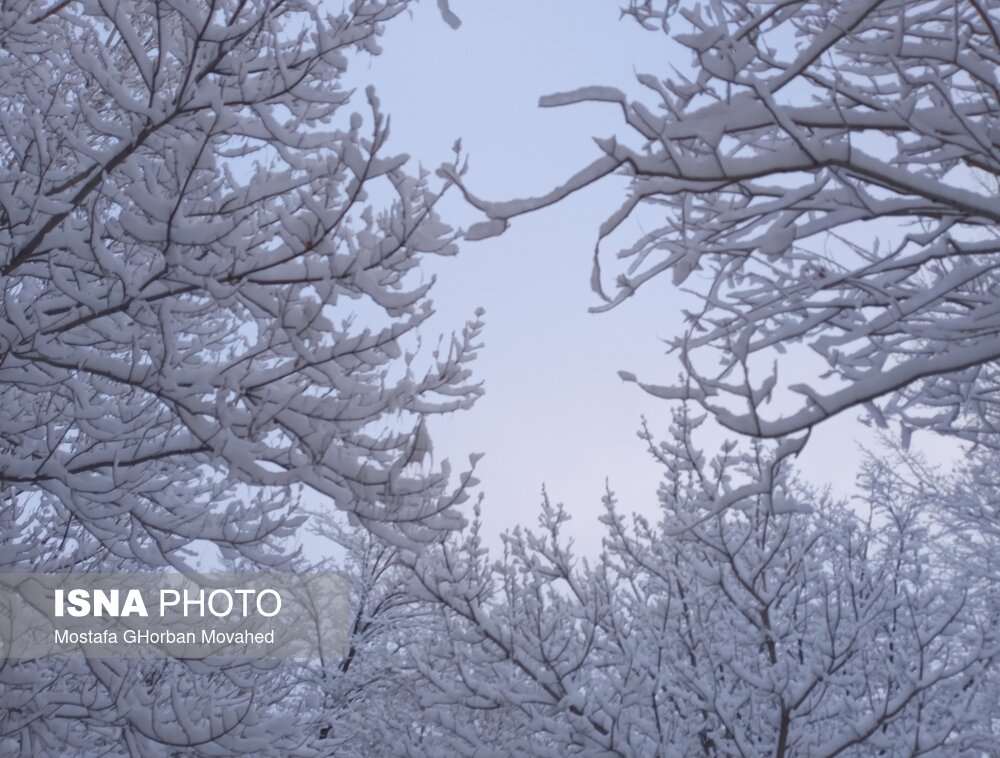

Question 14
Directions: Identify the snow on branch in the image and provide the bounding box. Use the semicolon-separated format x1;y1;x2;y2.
479;0;1000;446
0;0;479;752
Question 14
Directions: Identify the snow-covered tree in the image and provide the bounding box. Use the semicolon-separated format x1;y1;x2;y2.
404;412;1000;756
382;3;1000;751
458;0;1000;446
302;512;443;755
0;0;481;565
0;0;477;753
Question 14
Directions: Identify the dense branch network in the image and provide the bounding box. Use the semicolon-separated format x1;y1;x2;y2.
396;411;1000;756
0;0;481;571
0;0;477;753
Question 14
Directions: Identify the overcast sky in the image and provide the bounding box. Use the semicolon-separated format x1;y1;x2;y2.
335;0;963;553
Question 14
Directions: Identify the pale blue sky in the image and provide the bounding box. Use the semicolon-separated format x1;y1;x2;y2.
338;0;961;552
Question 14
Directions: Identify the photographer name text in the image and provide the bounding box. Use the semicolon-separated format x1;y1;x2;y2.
54;628;275;646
